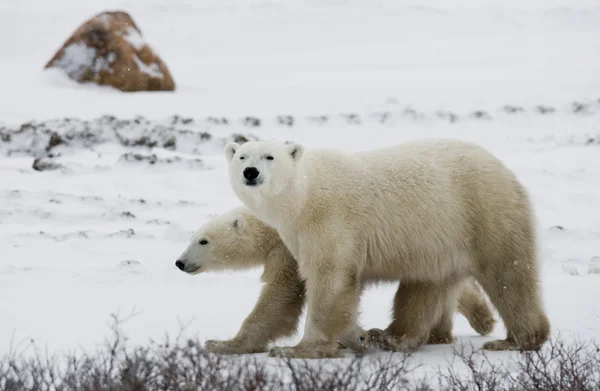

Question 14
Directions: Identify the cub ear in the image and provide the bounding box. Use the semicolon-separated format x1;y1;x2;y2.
286;142;304;161
224;142;240;162
232;215;246;231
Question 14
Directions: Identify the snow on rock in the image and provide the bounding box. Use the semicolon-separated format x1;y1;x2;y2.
123;26;146;50
563;265;580;276
116;152;205;169
44;11;175;92
51;42;107;80
132;55;164;79
589;256;600;275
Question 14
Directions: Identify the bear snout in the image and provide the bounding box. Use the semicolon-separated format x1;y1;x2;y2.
243;167;260;181
175;260;185;271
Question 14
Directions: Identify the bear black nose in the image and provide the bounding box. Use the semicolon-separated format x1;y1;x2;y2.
175;260;185;271
243;167;260;181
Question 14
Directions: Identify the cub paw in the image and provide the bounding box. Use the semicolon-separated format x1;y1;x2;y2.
482;339;519;351
268;344;340;359
204;339;265;355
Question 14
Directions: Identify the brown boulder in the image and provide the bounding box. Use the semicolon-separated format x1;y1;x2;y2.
44;11;175;92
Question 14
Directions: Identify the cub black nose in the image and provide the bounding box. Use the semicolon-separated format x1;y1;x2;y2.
175;260;185;271
243;167;260;181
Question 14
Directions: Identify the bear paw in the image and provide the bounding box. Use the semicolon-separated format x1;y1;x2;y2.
482;338;544;352
468;311;496;336
426;333;455;345
205;339;266;355
336;327;369;352
357;328;422;352
356;328;386;350
268;344;341;359
482;339;521;351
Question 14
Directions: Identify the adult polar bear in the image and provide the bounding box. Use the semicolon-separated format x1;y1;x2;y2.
174;206;496;355
225;138;550;359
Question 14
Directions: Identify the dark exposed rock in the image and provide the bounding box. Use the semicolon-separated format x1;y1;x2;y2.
32;157;64;172
307;115;328;124
276;115;295;127
435;111;459;123
46;132;65;151
536;105;556;115
502;105;525;114
118;152;203;167
0;129;10;142
206;116;229;125
170;115;194;125
572;102;588;114
0;116;249;157
119;153;159;164
119;260;141;267
232;134;249;144
243;116;261;127
471;110;491;120
342;113;361;124
163;136;176;150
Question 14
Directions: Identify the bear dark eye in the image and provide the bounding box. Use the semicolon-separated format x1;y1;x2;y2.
199;239;208;245
266;156;274;161
240;156;245;160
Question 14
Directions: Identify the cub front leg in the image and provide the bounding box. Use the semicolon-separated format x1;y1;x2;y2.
206;248;305;355
269;244;362;359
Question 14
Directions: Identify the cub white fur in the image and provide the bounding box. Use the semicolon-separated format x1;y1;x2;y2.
175;206;496;355
225;139;550;359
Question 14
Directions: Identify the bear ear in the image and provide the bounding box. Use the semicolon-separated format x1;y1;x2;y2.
232;215;246;231
224;142;240;162
287;142;304;161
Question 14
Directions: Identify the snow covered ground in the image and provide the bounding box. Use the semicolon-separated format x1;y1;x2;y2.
1;0;599;380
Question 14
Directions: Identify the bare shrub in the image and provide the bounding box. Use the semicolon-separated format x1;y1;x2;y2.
278;350;417;391
1;315;598;391
436;337;600;391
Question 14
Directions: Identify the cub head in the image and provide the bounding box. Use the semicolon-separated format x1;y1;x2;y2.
174;207;272;275
224;140;303;198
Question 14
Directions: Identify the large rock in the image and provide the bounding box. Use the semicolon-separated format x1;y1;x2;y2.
44;11;175;92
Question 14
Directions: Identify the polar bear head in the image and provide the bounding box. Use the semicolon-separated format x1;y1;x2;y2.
224;140;304;199
174;207;273;274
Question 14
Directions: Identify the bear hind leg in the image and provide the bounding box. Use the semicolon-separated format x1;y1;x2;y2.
361;279;462;351
457;278;496;336
427;304;455;345
476;251;550;351
428;278;497;344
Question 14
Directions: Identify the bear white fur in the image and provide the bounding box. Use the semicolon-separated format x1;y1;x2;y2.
175;206;496;355
225;138;550;359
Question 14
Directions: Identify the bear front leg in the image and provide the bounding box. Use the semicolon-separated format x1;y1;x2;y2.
206;250;305;355
268;248;362;359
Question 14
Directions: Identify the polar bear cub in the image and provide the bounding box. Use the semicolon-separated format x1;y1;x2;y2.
175;206;496;355
225;139;550;359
